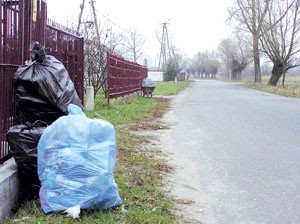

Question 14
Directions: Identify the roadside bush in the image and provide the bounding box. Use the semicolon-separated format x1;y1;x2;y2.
164;59;178;81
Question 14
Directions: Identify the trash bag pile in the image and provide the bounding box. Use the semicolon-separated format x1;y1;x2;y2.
7;42;83;200
13;42;83;124
6;122;47;200
7;42;122;214
38;104;122;213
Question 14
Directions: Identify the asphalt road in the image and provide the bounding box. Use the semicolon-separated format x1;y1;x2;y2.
167;80;300;224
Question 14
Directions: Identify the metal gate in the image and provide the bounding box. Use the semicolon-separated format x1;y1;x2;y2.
0;0;84;163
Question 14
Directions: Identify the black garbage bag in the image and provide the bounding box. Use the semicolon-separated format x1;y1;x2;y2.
13;42;83;124
7;122;47;200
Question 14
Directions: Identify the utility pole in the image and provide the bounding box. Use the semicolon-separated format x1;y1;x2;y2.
77;0;85;32
158;21;172;70
89;0;101;43
77;0;101;43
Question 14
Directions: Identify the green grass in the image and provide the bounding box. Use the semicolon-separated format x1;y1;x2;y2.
153;80;192;96
5;81;191;224
86;97;169;126
246;82;300;98
245;75;300;98
220;75;300;98
261;75;300;84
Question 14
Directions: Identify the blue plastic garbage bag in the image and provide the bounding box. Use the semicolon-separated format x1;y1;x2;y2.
142;77;154;87
38;104;122;213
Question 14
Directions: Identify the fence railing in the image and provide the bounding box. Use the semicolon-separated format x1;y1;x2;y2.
0;65;20;163
0;0;23;65
107;52;148;99
46;19;84;101
0;0;84;164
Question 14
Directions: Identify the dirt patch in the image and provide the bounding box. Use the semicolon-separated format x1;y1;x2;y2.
155;92;215;224
130;93;215;223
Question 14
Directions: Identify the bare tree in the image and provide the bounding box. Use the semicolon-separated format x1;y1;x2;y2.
81;12;123;97
171;46;186;71
206;58;221;79
188;58;198;78
229;0;297;83
229;0;272;83
171;46;191;80
218;35;252;80
218;40;232;79
193;52;207;78
260;0;300;86
122;27;146;62
189;51;221;79
83;25;109;97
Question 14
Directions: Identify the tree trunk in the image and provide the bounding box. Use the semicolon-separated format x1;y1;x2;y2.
228;69;231;80
250;0;262;83
253;33;262;83
268;61;284;86
282;72;286;87
231;70;238;80
237;71;242;80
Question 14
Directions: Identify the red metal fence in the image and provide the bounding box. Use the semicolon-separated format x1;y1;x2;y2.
0;65;19;163
107;52;147;99
46;19;84;101
0;0;84;163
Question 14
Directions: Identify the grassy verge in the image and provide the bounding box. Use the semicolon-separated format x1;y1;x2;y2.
220;75;300;98
5;81;191;224
245;81;300;98
154;80;192;96
246;76;300;98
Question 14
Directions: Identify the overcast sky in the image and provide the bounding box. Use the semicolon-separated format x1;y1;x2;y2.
47;0;233;63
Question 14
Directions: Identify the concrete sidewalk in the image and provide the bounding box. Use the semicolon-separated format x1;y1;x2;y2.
0;158;19;223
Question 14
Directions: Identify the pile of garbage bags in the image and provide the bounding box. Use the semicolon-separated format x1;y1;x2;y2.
7;42;82;200
38;104;122;213
7;42;121;213
6;122;47;199
13;42;83;124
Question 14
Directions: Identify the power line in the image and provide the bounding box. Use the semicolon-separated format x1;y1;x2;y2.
95;9;129;33
77;0;130;35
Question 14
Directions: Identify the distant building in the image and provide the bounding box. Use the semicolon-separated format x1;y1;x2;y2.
147;70;164;81
138;55;164;81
